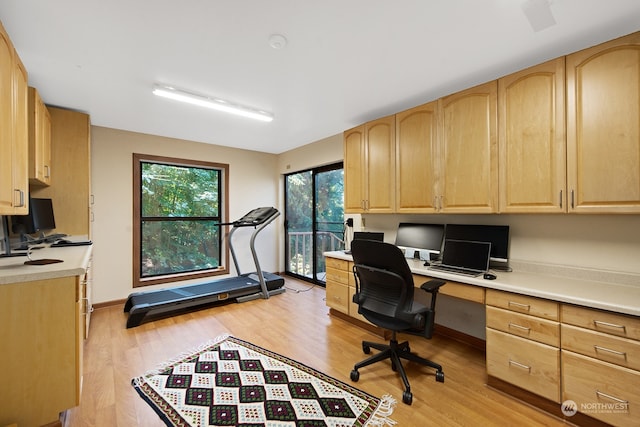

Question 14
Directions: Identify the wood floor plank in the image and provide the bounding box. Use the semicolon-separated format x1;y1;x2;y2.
65;278;569;426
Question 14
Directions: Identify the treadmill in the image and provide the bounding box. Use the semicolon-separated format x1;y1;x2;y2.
124;207;285;328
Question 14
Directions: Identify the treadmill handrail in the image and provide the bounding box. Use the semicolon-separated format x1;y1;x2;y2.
227;208;280;299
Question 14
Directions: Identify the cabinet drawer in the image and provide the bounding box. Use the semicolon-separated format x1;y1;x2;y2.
562;324;640;371
326;267;349;285
486;289;558;321
486;328;560;402
487;306;559;347
431;279;485;304
563;350;640;427
562;304;640;341
325;281;349;314
326;257;349;271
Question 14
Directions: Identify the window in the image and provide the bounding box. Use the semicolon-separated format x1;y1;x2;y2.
133;153;229;287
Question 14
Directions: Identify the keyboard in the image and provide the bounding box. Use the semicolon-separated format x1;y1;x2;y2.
44;233;68;242
429;264;483;277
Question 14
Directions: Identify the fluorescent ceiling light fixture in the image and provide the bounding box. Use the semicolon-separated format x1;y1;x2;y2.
152;84;274;122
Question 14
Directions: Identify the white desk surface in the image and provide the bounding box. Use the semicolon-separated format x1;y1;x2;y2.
325;251;640;317
0;243;92;285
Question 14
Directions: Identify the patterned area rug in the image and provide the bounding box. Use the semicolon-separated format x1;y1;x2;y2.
132;335;396;426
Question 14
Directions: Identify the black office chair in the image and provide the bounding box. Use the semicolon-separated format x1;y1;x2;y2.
349;239;445;405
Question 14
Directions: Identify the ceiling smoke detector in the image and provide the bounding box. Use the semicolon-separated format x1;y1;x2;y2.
268;34;287;49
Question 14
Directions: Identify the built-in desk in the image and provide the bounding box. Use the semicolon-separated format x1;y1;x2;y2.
324;251;640;427
0;244;92;427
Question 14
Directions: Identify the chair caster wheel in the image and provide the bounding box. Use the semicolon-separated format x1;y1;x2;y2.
350;369;360;382
402;390;413;405
362;344;370;354
436;370;445;383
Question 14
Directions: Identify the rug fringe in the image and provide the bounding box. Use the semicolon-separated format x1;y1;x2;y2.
365;394;397;426
141;333;231;377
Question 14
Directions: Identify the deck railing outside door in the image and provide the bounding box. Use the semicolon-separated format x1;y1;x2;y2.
287;228;344;282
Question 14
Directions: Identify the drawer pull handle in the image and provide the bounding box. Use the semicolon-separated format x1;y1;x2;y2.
508;359;531;372
508;323;531;331
594;345;627;358
593;320;627;333
508;301;530;311
595;390;628;404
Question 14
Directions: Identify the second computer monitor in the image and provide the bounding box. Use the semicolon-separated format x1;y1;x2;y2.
395;223;445;258
444;224;510;262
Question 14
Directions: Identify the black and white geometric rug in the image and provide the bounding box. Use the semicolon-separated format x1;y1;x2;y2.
132;334;396;426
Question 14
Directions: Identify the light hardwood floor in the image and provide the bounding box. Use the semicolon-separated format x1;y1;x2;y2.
66;277;571;426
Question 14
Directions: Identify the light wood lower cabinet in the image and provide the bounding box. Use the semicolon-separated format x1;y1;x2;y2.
486;328;560;402
562;351;639;427
486;289;561;402
561;304;640;426
0;275;84;426
325;257;350;314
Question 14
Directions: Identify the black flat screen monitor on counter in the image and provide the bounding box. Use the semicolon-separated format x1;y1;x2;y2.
443;224;510;263
395;223;445;258
11;198;57;238
353;231;384;242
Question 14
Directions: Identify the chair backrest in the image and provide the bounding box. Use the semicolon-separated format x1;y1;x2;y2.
350;239;415;321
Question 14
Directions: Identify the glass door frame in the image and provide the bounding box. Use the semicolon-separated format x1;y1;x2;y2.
284;162;344;285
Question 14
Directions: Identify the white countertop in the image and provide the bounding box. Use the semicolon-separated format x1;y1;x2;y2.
325;251;640;317
0;244;93;285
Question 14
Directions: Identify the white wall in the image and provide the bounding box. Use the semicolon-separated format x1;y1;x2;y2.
91;127;279;303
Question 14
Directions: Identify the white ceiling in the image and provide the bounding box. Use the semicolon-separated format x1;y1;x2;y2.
1;1;639;154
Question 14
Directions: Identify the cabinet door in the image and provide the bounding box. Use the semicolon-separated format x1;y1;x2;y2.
344;125;365;213
29;87;52;186
364;115;395;213
0;27;14;213
567;32;640;213
0;26;28;214
396;102;438;213
0;277;80;426
498;58;566;213
439;81;498;213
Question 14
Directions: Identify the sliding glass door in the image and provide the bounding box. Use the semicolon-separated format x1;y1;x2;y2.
285;163;344;284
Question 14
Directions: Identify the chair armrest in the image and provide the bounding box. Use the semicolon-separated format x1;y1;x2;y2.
420;279;446;294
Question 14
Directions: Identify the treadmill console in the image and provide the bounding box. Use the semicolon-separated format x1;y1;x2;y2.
234;207;279;226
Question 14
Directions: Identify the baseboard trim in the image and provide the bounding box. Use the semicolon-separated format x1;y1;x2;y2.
434;324;486;352
328;308;389;338
93;298;127;309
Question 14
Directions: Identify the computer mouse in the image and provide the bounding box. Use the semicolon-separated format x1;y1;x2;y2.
483;272;497;280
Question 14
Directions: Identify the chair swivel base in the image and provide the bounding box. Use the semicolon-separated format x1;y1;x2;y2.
350;338;444;405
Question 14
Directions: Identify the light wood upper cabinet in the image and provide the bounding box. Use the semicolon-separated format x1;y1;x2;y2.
566;32;640;213
344;125;366;212
28;86;52;186
344;115;395;213
498;58;566;213
0;22;28;215
438;81;498;213
395;102;439;213
31;107;92;236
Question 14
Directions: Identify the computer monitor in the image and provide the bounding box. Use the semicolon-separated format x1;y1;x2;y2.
395;223;445;258
443;224;510;263
11;198;57;239
353;231;384;242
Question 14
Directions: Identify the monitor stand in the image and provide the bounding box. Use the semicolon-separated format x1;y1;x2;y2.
1;216;26;258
